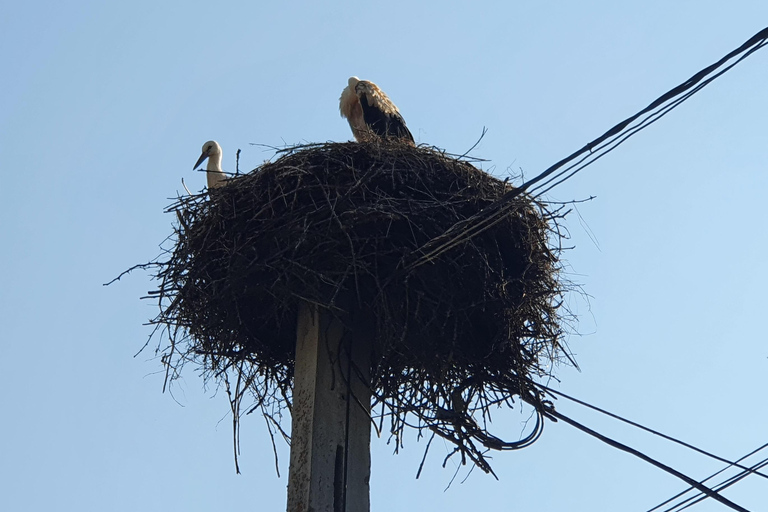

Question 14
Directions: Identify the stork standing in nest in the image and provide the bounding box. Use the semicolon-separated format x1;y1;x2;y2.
340;77;414;144
193;140;227;189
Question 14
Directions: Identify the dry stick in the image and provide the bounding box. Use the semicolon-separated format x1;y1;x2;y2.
547;409;750;512
224;371;243;474
104;262;162;286
401;26;768;274
415;432;436;479
262;411;283;478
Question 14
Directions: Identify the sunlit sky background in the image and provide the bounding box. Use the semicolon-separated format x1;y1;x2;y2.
2;1;767;511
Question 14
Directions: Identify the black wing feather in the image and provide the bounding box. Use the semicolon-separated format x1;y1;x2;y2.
387;112;414;143
359;93;415;143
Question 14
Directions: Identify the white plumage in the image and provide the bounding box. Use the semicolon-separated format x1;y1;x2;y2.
339;77;414;144
193;140;227;189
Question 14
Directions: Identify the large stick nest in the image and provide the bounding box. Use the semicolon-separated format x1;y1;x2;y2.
151;141;571;474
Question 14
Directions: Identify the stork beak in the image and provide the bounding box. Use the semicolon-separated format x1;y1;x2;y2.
193;149;210;170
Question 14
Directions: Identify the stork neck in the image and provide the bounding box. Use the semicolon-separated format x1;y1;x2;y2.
206;152;225;189
207;152;223;173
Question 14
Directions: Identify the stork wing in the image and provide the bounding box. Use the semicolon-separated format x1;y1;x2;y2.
359;93;415;143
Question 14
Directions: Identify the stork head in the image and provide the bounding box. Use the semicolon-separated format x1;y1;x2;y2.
193;140;222;169
340;77;363;118
352;78;379;100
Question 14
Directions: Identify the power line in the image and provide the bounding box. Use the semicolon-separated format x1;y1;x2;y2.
401;26;768;273
530;383;768;510
534;383;768;481
529;30;768;197
545;407;751;512
526;383;768;510
648;444;768;512
671;456;768;512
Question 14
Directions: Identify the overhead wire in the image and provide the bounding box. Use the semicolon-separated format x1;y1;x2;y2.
528;382;768;510
401;26;768;273
649;444;768;512
670;455;768;512
543;407;750;512
530;38;768;196
391;26;768;509
398;25;768;509
534;383;768;481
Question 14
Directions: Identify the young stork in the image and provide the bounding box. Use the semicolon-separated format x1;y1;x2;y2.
339;77;414;144
193;140;227;189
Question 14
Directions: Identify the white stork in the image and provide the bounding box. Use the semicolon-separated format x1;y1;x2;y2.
339;77;414;144
193;140;227;189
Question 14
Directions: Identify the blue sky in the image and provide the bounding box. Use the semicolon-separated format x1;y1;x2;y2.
2;1;767;510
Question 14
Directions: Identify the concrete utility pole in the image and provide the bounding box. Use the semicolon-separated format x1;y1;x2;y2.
287;302;372;512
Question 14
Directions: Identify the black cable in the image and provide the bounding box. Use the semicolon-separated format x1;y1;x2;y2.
529;27;768;196
667;457;768;512
530;38;767;196
534;383;768;480
402;26;768;272
546;408;751;512
653;448;768;512
525;384;768;511
675;459;768;511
